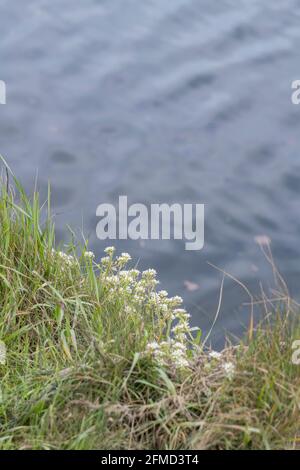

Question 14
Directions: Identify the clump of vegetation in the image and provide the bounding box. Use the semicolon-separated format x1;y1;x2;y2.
0;166;299;450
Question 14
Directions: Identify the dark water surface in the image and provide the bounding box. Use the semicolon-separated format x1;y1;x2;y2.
1;0;300;345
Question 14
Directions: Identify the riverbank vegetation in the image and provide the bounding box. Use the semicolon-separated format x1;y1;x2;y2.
0;170;299;450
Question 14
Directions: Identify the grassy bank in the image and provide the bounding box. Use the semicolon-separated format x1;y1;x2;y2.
0;173;299;450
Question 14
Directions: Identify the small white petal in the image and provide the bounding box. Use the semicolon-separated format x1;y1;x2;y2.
0;341;7;365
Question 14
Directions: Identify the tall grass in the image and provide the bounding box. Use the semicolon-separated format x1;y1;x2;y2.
0;165;299;450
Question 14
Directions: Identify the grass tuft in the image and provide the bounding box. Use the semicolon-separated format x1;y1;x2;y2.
0;170;299;450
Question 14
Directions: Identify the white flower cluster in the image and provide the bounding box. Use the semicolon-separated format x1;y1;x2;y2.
222;361;235;380
142;269;157;279
84;251;95;260
0;340;6;365
143;306;191;369
96;248;192;369
100;255;160;302
101;250;132;268
117;252;132;266
51;249;77;268
145;338;189;369
206;350;236;380
104;246;115;256
209;351;222;360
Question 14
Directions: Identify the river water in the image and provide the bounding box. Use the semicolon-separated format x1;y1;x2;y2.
1;0;300;345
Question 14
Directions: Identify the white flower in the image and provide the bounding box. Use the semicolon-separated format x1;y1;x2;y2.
174;333;187;343
172;320;190;335
105;275;118;284
172;341;187;352
145;338;189;369
56;251;76;266
173;308;190;318
171;348;189;368
142;269;157;278
104;246;115;256
158;290;168;298
101;256;111;266
116;253;131;266
223;362;235;380
84;251;95;259
209;351;222;360
146;341;160;351
119;270;130;278
0;341;6;365
120;252;131;261
170;296;183;305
